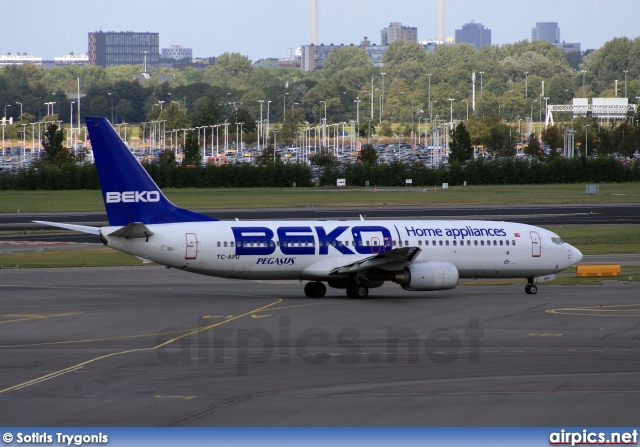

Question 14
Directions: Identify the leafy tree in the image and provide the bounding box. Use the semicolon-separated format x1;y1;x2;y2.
359;144;378;164
256;146;281;164
181;130;201;166
190;92;221;127
228;107;257;134
158;149;176;165
310;148;338;168
541;125;563;153
323;46;373;72
524;133;542;158
449;122;473;163
41;123;65;161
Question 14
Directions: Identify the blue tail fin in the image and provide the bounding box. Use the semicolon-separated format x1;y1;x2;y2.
86;116;215;226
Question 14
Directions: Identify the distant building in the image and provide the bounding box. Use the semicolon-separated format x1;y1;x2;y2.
300;39;446;71
553;42;581;54
0;53;42;67
531;22;560;43
54;53;89;66
381;22;418;46
161;45;192;62
88;31;159;68
131;52;175;84
455;22;491;50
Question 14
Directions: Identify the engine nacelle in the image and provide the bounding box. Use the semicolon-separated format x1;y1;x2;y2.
393;261;459;291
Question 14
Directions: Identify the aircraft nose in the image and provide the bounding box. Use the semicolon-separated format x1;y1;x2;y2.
572;246;583;264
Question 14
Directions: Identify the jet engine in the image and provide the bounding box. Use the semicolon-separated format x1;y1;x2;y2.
393;261;459;291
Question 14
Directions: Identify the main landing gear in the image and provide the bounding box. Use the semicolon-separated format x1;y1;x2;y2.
304;281;326;298
525;278;538;295
346;283;369;299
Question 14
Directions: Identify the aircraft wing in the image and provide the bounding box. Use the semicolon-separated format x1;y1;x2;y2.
33;221;101;235
330;246;422;274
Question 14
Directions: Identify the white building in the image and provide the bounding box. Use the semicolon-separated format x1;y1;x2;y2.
54;53;89;66
0;53;43;67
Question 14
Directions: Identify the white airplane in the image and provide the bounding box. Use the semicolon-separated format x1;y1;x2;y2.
36;117;583;298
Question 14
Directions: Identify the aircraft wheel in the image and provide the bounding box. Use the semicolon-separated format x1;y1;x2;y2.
313;281;326;298
348;284;369;299
305;282;326;298
524;285;531;294
528;284;538;295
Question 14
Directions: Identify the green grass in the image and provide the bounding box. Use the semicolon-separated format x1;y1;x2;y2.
544;225;640;254
0;248;143;268
2;183;640;213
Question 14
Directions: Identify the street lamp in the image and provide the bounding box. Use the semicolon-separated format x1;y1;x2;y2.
448;98;455;129
70;101;75;150
623;70;629;98
462;99;469;120
583;124;590;157
107;93;114;122
4;104;11;121
427;73;433;128
319;100;327;148
354;97;361;141
478;71;484;100
2;104;11;149
283;93;289;122
15;102;22;118
524;71;529;98
581;70;587;96
272;128;278;162
380;72;386;123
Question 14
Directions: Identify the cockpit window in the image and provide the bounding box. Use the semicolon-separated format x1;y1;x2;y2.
551;237;564;245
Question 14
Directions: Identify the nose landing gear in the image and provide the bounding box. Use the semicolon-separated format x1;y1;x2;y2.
525;278;538;295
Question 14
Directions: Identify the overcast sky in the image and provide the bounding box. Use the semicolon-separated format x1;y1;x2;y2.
3;0;639;61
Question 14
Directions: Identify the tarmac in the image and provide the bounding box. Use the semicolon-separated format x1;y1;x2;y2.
1;266;639;426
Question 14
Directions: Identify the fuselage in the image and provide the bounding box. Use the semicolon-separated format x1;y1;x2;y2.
102;219;582;281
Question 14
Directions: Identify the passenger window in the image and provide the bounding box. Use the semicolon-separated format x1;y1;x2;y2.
230;241;235;247
439;240;443;246
446;240;450;246
217;241;221;247
512;240;516;245
506;240;510;246
467;240;471;246
425;240;429;246
493;241;497;246
432;240;436;246
418;240;422;246
474;240;478;246
481;241;484;246
405;241;408;246
392;240;397;247
453;240;457;246
500;240;503;246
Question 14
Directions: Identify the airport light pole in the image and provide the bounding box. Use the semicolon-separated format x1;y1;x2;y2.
427;73;432;129
623;70;628;98
380;72;386;123
449;98;455;129
583;124;590;157
479;71;484;100
524;71;529;98
16;102;22;118
108;93;114;122
581;70;587;96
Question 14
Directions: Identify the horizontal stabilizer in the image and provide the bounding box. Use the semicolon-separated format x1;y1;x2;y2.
108;222;154;239
33;221;101;235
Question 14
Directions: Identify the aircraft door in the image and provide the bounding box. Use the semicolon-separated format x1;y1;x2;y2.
530;231;541;257
185;233;198;259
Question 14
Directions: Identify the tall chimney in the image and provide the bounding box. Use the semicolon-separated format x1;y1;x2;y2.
311;0;318;45
438;0;444;42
